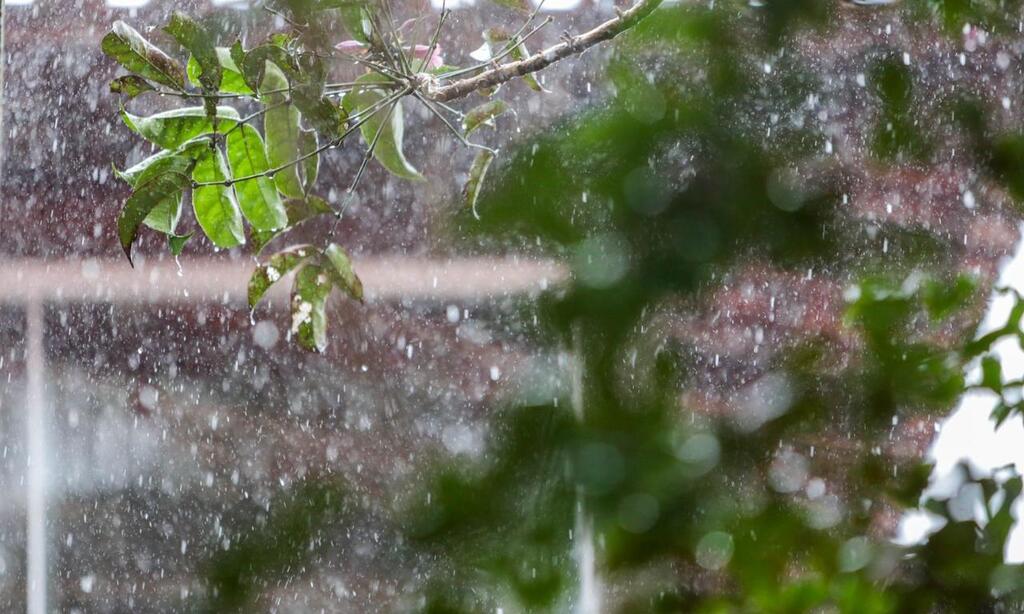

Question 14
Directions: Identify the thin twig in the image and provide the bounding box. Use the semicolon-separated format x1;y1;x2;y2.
420;2;448;75
436;0;546;81
438;15;552;81
264;5;307;30
413;90;495;155
322;97;402;246
431;0;662;102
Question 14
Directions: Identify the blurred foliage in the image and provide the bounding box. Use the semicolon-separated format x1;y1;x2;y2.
174;0;1024;611
202;477;348;612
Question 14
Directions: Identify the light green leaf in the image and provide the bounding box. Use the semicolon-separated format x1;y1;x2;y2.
462;100;511;135
188;47;253;95
248;244;313;308
463;149;495;218
144;194;183;234
118;171;192;264
121;106;240;149
110;75;156;99
324;243;363;301
165;12;222;94
342;74;423;180
262;62;305;199
101;21;185;91
226;125;288;230
192;148;245;248
292;263;332;352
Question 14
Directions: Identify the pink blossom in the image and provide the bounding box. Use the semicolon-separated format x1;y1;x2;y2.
411;44;444;70
335;40;368;54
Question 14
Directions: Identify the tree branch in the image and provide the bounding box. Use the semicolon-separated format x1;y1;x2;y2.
429;0;663;103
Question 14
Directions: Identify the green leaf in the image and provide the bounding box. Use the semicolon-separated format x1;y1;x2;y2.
339;6;372;44
115;138;211;187
121;106;240;149
298;129;320;195
241;46;297;93
192;148;245;248
164;12;222;94
292;263;333;352
462;100;511;135
342;75;423;180
168;232;193;256
324;243;364;301
262;62;306;199
117;171;192;264
982;355;1003;393
292;88;346;139
226;125;288;230
110;75;156;99
101;21;186;91
463;149;495;218
188;47;253;95
144;194;184;234
248;244;313;308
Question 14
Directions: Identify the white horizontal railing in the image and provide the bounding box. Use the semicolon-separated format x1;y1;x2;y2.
0;256;567;304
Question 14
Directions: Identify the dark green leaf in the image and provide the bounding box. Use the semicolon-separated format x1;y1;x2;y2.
117;171;192;264
164;12;222;94
188;47;253;95
109;75;156;99
226;125;288;230
168;232;193;256
248;244;314;308
121;106;240;149
324;243;363;301
101;20;185;90
192;148;245;248
292;88;346;139
241;46;298;93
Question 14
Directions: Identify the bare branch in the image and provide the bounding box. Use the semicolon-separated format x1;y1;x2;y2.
429;0;662;103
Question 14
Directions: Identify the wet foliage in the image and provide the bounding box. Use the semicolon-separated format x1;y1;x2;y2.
13;0;1024;611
